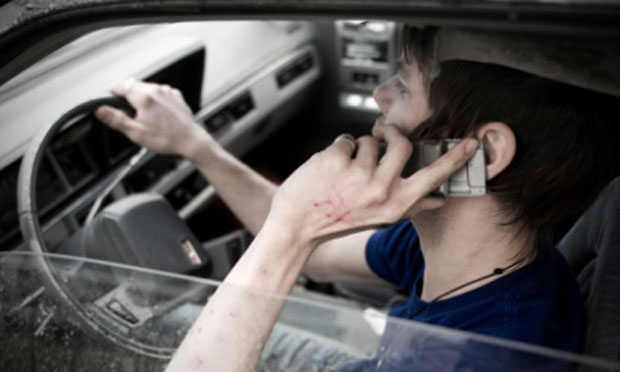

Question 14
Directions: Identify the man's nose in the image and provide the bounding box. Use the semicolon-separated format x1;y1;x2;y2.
373;79;393;114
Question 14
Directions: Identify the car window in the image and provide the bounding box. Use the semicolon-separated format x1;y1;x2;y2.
1;251;618;371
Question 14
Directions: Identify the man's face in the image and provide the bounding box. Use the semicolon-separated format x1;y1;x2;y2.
373;59;431;134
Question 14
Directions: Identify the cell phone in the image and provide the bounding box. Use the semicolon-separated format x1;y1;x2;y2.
401;139;487;196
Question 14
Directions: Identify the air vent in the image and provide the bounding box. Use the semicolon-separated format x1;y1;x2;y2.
276;53;314;89
203;92;255;133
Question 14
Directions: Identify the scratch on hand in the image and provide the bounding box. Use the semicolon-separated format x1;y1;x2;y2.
313;189;351;224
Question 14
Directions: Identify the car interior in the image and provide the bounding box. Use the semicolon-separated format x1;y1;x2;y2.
0;19;407;366
1;12;620;371
1;19;399;296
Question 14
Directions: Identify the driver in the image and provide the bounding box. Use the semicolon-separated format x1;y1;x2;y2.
96;25;619;370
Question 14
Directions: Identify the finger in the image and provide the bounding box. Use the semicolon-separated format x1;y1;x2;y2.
324;134;357;160
109;78;136;96
109;79;153;107
354;136;380;170
172;88;183;99
372;122;387;139
95;105;144;133
376;124;413;180
406;138;479;199
372;121;408;140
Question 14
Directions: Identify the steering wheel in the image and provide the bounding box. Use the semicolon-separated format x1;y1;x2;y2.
17;97;210;359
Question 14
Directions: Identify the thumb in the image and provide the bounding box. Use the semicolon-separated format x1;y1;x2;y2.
405;138;479;200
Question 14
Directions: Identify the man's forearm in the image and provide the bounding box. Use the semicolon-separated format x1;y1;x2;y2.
184;133;382;285
166;219;312;372
186;135;277;235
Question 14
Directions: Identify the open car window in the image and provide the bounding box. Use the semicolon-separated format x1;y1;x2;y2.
1;251;618;371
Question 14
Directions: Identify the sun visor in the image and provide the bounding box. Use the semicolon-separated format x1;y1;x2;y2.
432;28;620;98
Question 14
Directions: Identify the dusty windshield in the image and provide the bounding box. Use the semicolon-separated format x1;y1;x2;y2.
1;251;618;372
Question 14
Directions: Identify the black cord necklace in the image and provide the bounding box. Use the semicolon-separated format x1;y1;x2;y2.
428;259;523;303
405;258;524;320
375;259;524;368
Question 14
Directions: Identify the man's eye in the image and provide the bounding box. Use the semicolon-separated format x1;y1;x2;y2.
395;79;409;96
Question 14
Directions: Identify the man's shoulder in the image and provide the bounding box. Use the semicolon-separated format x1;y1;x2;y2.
484;246;583;351
416;246;582;351
365;220;422;290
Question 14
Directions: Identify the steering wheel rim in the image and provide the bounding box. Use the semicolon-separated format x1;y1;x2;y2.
17;96;176;359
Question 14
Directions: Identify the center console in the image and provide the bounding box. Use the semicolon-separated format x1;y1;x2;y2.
335;20;398;112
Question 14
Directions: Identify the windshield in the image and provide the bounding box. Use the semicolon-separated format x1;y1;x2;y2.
1;251;617;371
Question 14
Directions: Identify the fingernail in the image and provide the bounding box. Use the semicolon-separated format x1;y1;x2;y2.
465;139;479;153
372;124;385;138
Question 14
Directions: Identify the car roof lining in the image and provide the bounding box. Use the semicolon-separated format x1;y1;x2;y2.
1;1;620;87
433;27;620;98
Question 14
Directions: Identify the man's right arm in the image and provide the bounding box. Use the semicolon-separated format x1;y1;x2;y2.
185;134;276;235
186;135;390;286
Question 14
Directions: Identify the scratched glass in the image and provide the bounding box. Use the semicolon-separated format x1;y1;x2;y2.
1;251;618;372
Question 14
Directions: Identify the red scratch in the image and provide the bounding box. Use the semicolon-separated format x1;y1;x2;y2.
313;190;352;224
333;210;351;222
314;199;333;207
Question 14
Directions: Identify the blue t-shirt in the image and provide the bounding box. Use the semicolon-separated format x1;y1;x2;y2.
344;220;583;371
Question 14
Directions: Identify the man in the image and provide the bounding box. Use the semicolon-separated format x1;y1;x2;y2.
96;26;618;370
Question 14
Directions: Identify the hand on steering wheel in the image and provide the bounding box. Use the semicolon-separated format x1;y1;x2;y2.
96;79;212;161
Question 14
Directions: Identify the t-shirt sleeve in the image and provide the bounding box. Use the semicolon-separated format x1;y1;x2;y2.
365;220;422;290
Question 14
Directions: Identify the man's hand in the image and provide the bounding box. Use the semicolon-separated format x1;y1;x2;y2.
95;79;212;161
268;124;479;247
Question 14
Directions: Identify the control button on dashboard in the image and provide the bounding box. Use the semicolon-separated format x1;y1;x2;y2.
204;112;232;133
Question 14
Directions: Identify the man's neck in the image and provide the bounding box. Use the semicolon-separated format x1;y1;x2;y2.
412;196;535;302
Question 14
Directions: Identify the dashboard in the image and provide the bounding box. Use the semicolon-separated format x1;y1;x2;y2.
0;20;397;277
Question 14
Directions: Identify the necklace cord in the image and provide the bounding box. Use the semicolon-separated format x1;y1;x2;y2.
430;259;523;303
377;259;525;367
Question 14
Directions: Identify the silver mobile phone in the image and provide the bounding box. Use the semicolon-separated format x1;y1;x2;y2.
401;139;487;196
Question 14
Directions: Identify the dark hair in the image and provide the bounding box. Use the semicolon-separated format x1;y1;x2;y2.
403;27;620;248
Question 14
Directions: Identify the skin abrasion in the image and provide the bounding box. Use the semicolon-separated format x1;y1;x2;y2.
192;356;204;367
313;190;352;224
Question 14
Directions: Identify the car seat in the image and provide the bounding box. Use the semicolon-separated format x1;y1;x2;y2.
557;177;620;364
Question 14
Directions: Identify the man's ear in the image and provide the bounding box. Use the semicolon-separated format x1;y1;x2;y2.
476;122;516;180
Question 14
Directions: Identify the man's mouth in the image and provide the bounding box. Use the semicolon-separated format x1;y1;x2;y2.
374;115;386;127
